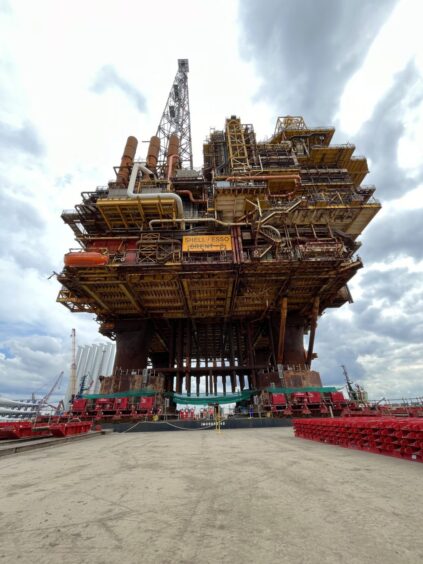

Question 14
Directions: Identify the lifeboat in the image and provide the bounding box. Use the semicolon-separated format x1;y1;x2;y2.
64;252;109;268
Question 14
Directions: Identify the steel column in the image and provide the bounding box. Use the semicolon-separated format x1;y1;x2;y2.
268;317;277;367
229;323;236;392
277;297;288;363
306;297;320;366
247;323;256;388
176;319;183;393
185;321;191;394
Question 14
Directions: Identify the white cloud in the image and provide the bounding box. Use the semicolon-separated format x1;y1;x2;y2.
337;0;423;135
0;0;274;398
397;83;423;174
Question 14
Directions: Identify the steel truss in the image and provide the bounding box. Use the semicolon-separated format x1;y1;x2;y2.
156;59;193;170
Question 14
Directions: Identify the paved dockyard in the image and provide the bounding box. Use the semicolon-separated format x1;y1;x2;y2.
0;428;422;564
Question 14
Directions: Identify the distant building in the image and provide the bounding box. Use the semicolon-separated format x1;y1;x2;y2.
64;342;115;408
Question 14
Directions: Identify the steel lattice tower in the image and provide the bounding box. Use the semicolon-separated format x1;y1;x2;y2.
156;59;193;170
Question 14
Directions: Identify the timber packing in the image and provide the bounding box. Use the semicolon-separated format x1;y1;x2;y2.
56;59;380;408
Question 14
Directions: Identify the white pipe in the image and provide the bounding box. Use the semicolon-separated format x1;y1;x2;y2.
127;162;155;193
0;406;38;415
0;396;39;408
139;163;154;178
127;162;185;229
149;217;247;230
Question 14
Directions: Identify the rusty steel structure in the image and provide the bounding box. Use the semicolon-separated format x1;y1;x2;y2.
57;61;380;398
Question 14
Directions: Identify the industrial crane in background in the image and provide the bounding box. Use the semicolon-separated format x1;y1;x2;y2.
156;59;193;170
342;365;368;403
37;371;64;414
0;371;64;420
76;374;93;398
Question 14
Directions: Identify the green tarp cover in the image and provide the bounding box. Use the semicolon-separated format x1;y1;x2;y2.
83;387;339;401
82;389;158;399
265;386;339;394
82;390;255;404
170;391;255;405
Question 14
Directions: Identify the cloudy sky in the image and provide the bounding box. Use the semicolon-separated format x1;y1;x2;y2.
0;0;422;400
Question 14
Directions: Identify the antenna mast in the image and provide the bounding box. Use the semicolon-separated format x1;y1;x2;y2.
156;59;193;170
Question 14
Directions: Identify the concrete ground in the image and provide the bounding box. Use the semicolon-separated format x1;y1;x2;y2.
0;428;422;564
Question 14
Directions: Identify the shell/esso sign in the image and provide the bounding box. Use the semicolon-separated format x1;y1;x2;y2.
182;235;232;253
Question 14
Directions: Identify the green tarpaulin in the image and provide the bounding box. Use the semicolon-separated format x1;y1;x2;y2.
170;391;255;405
82;390;254;404
83;387;340;402
265;386;340;394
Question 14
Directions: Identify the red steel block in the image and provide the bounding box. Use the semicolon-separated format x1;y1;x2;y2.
114;397;129;410
292;417;422;463
306;392;321;404
291;392;307;404
139;397;154;410
330;392;346;403
50;421;92;437
95;398;114;411
0;421;33;439
72;399;88;412
0;421;52;440
270;393;287;406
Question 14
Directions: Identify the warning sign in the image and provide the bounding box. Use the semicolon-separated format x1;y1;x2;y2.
182;235;232;253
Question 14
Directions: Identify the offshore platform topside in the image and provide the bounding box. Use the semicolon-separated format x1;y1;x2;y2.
57;60;380;400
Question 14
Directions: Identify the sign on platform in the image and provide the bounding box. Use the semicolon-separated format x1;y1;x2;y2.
182;235;232;253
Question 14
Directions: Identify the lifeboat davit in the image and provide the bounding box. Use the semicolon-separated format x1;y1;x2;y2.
64;252;109;268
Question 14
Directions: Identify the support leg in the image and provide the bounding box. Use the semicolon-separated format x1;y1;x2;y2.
306;297;320;367
277;297;288;364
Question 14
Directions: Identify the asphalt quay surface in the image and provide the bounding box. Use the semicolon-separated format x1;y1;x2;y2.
0;427;422;563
